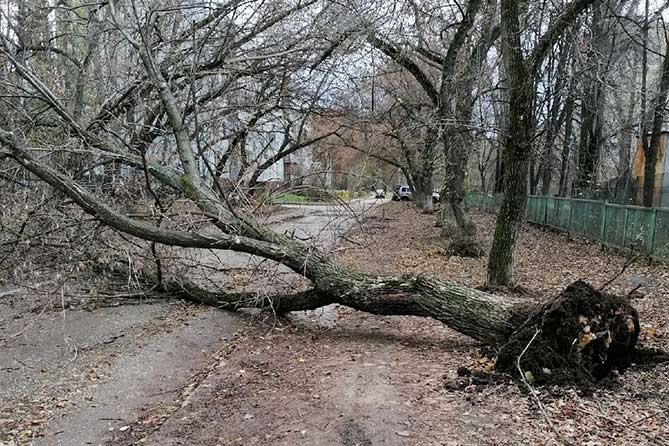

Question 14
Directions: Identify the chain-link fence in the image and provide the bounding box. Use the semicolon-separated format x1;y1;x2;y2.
465;193;669;262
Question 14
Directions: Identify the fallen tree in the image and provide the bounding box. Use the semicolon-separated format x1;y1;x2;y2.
1;124;650;384
0;2;660;386
0;125;656;384
169;276;647;384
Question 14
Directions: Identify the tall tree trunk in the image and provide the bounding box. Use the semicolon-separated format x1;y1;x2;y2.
487;0;533;287
615;88;636;202
540;154;555;196
413;174;434;211
642;38;669;207
575;0;609;197
638;0;650;206
617;91;636;176
558;77;576;197
488;0;598;284
442;126;476;238
529;157;540;195
494;151;504;193
576;90;605;195
480;173;487;193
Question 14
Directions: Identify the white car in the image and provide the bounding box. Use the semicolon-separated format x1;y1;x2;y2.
392;185;412;201
392;186;441;203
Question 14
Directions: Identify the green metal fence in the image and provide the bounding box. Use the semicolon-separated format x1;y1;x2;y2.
466;193;669;262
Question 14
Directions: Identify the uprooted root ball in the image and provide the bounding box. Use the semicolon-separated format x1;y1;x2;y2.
496;280;640;386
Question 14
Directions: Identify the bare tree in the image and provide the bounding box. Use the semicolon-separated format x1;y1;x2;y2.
365;0;498;253
487;0;598;287
0;0;646;383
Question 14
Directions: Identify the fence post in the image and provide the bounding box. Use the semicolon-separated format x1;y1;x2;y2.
600;202;607;246
622;207;629;249
648;208;657;256
543;197;548;225
525;196;530;221
555;198;560;228
568;199;574;235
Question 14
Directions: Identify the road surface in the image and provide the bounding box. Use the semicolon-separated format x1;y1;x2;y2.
0;197;382;445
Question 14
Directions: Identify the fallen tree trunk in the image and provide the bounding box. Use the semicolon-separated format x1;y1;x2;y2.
163;273;641;384
164;272;525;345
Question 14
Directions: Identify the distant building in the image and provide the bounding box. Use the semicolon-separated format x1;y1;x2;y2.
214;111;313;187
283;149;313;184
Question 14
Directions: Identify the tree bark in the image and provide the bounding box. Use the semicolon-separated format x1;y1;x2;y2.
487;0;533;287
441;125;476;238
412;171;434;211
642;38;669;207
488;0;597;286
558;76;576;197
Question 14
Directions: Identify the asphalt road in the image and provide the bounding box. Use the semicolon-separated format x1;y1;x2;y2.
0;197;381;446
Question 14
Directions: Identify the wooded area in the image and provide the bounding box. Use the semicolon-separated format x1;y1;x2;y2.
1;0;669;444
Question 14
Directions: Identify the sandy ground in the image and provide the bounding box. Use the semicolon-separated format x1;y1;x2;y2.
3;199;669;445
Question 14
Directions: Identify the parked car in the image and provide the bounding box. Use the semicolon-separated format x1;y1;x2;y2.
392;185;413;201
374;189;386;199
391;185;440;203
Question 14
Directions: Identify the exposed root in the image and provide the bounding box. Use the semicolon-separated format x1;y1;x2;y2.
496;281;641;386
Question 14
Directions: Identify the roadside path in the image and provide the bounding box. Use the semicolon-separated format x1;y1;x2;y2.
1;197;382;445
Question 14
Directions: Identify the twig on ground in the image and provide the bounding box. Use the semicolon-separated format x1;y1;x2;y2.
599;248;637;291
12;356;34;369
573;406;668;446
517;327;575;446
626;283;642;299
0;304;48;343
628;409;669;427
